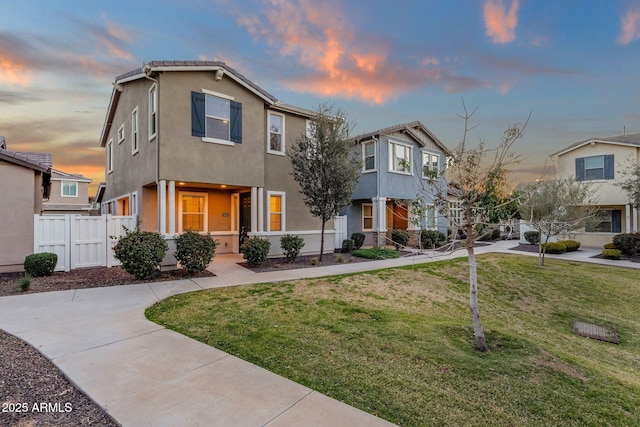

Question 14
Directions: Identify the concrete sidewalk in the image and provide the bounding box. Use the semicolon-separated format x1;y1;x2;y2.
0;241;636;426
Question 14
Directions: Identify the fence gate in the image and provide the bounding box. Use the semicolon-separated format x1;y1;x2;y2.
34;214;136;272
334;215;347;249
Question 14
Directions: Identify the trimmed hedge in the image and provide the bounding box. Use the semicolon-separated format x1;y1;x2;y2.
341;239;354;253
612;233;640;257
602;249;622;260
23;253;58;277
542;242;567;254
281;234;305;262
241;237;271;267
603;242;618;250
421;229;446;248
351;233;365;250
524;231;540;245
113;227;168;279
352;247;399;260
391;229;410;249
557;240;580;252
175;230;217;274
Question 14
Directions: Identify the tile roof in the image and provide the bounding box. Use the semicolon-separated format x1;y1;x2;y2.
0;148;52;173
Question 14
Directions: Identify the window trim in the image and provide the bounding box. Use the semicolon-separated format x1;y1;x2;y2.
106;139;113;174
362;141;376;172
362;203;373;231
421;151;440;179
203;93;233;146
178;191;209;233
148;84;157;141
388;140;413;175
61;181;78;198
131;107;139;155
117;124;125;144
267;111;286;155
267;191;286;232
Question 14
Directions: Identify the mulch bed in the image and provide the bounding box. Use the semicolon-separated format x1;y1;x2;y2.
240;252;384;273
509;243;541;253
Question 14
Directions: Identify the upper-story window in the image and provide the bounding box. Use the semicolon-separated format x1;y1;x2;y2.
389;140;412;174
191;91;242;145
117;124;125;144
131;107;139;155
422;151;440;178
61;181;78;197
362;141;376;172
149;85;157;140
576;154;614;181
107;139;113;174
268;112;285;155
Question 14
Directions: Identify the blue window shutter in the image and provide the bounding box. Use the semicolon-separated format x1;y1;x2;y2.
230;101;242;144
575;157;585;181
191;92;205;137
612;210;622;233
604;154;614;179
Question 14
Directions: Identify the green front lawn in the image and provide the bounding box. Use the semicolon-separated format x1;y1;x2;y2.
146;254;640;426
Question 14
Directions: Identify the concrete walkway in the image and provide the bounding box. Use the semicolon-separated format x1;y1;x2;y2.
0;241;636;426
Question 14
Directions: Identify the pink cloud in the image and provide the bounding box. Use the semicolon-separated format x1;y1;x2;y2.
619;6;640;44
483;0;519;44
0;56;32;86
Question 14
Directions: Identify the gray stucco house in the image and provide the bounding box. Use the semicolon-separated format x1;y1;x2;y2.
342;122;450;247
98;61;334;258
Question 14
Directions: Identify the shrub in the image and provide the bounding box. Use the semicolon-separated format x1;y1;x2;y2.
351;233;365;250
23;253;58;277
524;231;540;245
341;239;355;253
334;254;345;263
113;226;168;279
602;249;622;260
280;234;305;262
557;240;580;252
241;237;271;267
421;229;446;248
391;229;410;249
603;242;618;250
310;257;319;266
612;233;640;257
541;242;567;254
352;247;399;260
174;230;218;274
20;275;31;292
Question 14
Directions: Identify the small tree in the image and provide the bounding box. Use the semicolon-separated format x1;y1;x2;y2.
413;103;529;351
519;177;598;266
617;159;640;207
288;101;361;261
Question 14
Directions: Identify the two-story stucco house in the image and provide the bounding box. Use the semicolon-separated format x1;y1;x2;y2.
551;131;640;247
99;61;333;260
43;169;93;215
343;122;449;247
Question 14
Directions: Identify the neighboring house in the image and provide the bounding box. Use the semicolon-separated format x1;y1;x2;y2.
551;131;640;247
0;137;52;272
343;121;449;247
98;61;332;261
43;169;92;215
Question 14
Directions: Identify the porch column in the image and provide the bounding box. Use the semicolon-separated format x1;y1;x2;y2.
625;204;631;233
251;187;258;233
634;206;639;233
168;180;176;235
372;197;387;247
159;180;167;234
258;187;264;233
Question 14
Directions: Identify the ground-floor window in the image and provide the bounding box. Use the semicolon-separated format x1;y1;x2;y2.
586;209;621;233
362;203;373;231
179;191;208;232
268;191;285;232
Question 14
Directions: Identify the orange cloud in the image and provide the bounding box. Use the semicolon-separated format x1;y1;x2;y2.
483;0;519;44
0;56;31;86
619;6;640;44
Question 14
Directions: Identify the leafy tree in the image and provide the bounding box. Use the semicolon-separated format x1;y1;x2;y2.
519;177;598;266
414;104;528;351
617;159;640;207
288;102;361;262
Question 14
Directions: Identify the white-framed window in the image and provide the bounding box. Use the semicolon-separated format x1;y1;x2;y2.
389;140;412;174
363;141;376;172
267;111;285;155
61;181;78;197
448;200;463;227
268;191;286;232
131;107;139;154
422;151;440;178
107;139;113;174
117;124;125;144
130;191;138;216
179;191;208;232
149;85;157;140
206;93;231;142
362;203;373;231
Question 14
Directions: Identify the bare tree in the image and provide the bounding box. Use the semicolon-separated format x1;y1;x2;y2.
415;103;529;351
288;102;361;262
617;158;640;207
519;177;599;266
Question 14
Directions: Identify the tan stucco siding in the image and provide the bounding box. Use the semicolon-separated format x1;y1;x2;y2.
47;180;90;205
556;143;637;206
0;162;38;271
157;72;265;187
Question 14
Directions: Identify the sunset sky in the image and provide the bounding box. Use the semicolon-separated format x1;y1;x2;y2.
2;0;640;194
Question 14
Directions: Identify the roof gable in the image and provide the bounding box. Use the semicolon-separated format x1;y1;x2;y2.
355;121;450;154
551;132;640;157
0;149;52;173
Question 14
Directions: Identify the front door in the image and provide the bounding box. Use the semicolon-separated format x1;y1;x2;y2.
239;193;251;248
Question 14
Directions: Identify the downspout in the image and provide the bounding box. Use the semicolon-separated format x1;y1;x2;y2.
374;135;381;247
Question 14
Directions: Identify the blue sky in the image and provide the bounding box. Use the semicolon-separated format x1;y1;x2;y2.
2;0;640;192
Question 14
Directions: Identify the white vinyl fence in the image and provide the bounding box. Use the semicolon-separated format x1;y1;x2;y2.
334;215;347;249
34;214;137;272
